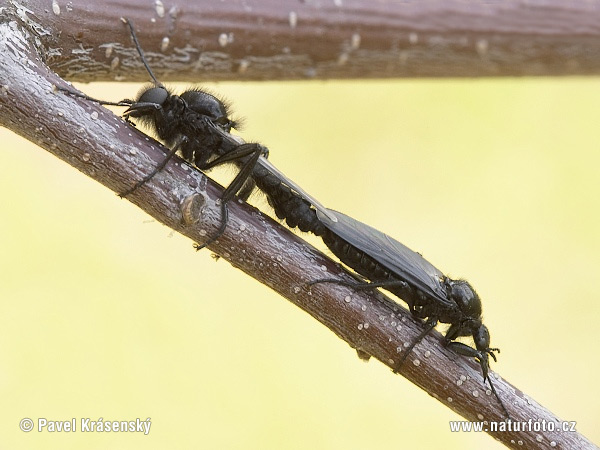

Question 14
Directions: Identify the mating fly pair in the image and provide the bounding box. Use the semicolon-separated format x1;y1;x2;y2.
58;19;509;419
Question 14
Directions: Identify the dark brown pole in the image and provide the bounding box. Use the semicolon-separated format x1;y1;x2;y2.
23;0;600;82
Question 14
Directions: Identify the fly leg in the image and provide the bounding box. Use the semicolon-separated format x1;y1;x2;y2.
119;135;188;198
307;277;408;291
193;143;267;251
393;317;438;373
446;342;510;419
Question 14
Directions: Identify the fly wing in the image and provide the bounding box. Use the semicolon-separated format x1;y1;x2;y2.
317;209;452;307
214;127;338;222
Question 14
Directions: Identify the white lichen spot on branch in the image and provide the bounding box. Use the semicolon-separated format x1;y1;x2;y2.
238;59;250;74
155;0;165;18
218;33;234;47
351;33;361;50
289;11;298;29
476;39;489;56
161;37;169;52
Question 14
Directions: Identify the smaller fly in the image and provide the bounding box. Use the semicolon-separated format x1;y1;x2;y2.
56;18;335;249
313;209;510;419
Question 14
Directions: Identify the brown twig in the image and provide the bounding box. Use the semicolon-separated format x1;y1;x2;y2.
0;3;598;449
19;0;600;82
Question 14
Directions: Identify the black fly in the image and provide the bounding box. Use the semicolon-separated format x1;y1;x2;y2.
56;18;335;249
311;209;509;419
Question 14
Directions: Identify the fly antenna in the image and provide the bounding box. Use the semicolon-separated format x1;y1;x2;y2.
121;17;164;88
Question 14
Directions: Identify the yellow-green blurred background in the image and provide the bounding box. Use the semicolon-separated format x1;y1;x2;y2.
1;79;599;449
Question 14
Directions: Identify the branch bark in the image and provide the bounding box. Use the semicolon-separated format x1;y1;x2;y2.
0;3;598;450
16;0;600;82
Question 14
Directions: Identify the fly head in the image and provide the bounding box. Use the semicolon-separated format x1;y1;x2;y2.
136;86;169;108
473;323;499;366
446;330;508;419
445;280;499;362
123;86;169;122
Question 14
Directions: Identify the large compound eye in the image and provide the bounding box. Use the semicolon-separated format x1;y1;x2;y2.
137;87;168;105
